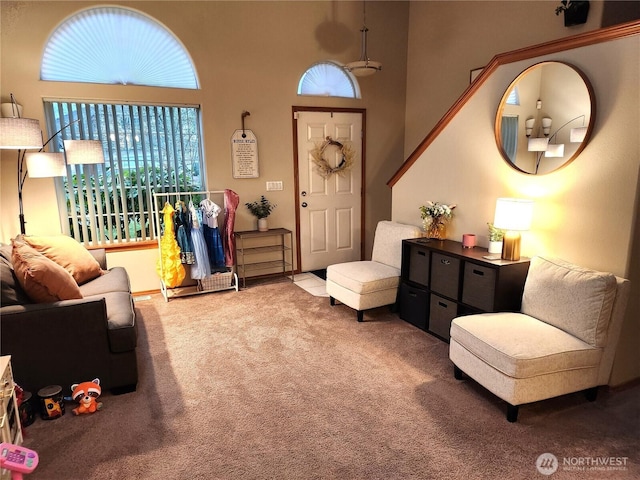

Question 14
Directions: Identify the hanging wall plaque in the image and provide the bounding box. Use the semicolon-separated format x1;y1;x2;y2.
231;129;259;178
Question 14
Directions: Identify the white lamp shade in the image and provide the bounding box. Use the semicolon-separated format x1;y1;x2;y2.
527;137;549;152
63;140;105;164
570;126;587;143
544;143;565;158
25;152;66;177
0;118;43;149
1;103;23;118
493;198;534;231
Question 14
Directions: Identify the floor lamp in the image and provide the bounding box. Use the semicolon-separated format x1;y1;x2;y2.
0;95;104;234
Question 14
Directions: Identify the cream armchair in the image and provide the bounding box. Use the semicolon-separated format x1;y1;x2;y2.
326;221;421;322
449;256;630;422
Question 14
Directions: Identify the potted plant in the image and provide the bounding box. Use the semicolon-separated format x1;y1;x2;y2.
245;195;276;231
487;222;505;254
555;1;590;27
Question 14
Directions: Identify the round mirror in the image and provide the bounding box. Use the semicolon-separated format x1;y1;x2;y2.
495;61;595;175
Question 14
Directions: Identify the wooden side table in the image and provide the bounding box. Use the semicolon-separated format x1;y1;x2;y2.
235;228;294;288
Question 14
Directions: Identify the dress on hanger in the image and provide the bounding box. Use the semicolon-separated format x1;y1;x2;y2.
200;198;225;270
223;189;239;267
188;200;211;280
174;201;195;265
156;202;185;288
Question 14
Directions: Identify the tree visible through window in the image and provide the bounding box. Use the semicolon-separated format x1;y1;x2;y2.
39;6;202;246
45;101;204;245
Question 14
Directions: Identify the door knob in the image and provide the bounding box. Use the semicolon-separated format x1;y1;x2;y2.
301;191;307;196
301;202;308;208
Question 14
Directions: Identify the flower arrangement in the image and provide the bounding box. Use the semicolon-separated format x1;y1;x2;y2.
487;222;505;242
419;201;456;240
245;195;276;219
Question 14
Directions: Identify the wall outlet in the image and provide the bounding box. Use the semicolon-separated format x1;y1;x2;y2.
266;181;283;191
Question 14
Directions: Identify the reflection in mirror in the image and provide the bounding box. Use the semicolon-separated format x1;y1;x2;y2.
495;62;595;175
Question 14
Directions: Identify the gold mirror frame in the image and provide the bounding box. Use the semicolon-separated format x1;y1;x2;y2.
495;61;596;175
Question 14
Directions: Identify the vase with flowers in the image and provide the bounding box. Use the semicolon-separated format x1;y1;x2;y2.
419;201;456;240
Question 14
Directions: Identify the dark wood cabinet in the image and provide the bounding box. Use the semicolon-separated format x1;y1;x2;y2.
399;239;530;341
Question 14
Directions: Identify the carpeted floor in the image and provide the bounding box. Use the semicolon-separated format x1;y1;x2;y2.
21;280;640;479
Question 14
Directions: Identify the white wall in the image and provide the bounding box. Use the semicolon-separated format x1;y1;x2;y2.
393;35;640;385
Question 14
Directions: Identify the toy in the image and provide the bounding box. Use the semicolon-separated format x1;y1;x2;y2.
70;378;103;415
0;442;38;479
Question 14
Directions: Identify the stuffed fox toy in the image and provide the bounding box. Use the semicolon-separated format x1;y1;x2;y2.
70;378;103;415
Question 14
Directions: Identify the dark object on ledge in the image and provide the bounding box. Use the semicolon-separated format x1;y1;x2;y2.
555;0;590;27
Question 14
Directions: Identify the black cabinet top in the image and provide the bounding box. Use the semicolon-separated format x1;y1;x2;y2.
404;238;530;268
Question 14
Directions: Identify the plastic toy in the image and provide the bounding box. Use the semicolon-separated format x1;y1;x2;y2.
0;443;38;479
70;378;103;415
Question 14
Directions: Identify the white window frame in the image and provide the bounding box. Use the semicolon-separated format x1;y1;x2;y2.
45;100;206;246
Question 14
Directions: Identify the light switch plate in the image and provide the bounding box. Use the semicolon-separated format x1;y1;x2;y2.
266;181;283;191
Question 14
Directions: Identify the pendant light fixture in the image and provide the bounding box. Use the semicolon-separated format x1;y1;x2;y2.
345;1;382;77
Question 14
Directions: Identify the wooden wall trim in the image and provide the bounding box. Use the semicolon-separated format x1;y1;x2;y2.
387;20;640;188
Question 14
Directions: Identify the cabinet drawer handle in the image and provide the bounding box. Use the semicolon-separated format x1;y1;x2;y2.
473;269;484;276
438;301;448;308
440;258;451;265
418;251;426;257
409;292;417;298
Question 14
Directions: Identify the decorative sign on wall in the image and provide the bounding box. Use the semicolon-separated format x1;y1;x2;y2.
231;128;259;178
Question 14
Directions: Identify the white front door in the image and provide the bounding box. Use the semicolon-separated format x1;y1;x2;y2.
294;109;363;272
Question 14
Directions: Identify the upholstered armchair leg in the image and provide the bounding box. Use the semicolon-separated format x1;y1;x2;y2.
506;404;519;423
330;296;335;306
357;310;364;322
453;365;464;380
585;386;599;402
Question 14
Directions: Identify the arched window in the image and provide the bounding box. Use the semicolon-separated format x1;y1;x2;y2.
40;7;203;245
297;61;360;99
41;6;198;89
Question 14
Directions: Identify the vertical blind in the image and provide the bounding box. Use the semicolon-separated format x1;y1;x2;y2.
500;115;519;163
45;101;204;245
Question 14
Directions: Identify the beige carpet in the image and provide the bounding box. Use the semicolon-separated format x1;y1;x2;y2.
22;280;640;479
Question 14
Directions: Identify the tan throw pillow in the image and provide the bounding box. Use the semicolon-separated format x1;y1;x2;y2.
11;239;83;303
20;234;102;285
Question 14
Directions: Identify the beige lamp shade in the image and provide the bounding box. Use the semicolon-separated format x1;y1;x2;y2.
1;102;24;118
0;118;43;149
544;143;565;158
493;198;534;231
570;126;587;143
25;152;66;177
527;137;549;152
63;140;105;164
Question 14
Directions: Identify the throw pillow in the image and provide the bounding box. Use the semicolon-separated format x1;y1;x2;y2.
20;234;103;285
1;254;31;306
11;239;83;303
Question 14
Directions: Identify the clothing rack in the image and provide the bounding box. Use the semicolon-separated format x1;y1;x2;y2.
153;190;238;301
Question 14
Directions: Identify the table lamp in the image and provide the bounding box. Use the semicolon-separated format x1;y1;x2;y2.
493;198;534;261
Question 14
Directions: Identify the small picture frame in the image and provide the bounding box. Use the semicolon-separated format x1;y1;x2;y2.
470;67;484;84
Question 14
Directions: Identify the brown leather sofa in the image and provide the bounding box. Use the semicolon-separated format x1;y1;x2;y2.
0;244;137;395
